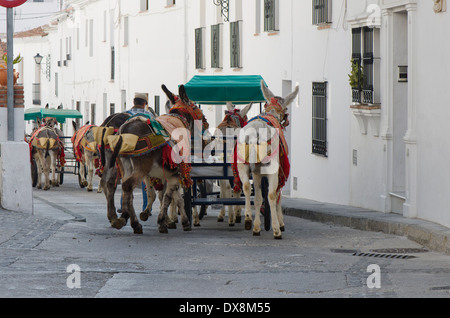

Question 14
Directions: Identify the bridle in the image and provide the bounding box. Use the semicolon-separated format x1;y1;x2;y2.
264;97;290;129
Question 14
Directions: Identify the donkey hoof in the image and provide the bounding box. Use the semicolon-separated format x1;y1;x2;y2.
253;231;261;237
159;227;169;234
194;222;201;227
82;181;88;187
140;212;150;222
133;224;143;235
111;218;126;230
274;235;283;240
44;185;51;191
168;222;177;230
235;216;242;223
244;220;252;231
217;217;224;223
280;226;285;232
229;223;235;227
183;226;192;232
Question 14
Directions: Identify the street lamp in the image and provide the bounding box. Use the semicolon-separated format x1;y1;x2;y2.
34;53;43;65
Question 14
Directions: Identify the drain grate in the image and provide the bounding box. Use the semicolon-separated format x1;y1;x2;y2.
370;248;429;254
353;252;417;259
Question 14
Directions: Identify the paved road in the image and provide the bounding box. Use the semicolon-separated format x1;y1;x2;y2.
1;174;450;299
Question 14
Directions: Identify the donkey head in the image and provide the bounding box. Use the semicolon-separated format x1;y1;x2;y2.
162;84;209;135
218;102;253;131
261;80;299;129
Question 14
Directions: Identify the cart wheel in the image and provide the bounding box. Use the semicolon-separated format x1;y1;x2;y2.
31;159;38;188
59;166;64;185
197;182;207;220
261;177;271;232
78;162;86;188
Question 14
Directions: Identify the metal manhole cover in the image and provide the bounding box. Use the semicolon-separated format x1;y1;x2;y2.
353;252;417;259
370;248;429;254
330;249;360;254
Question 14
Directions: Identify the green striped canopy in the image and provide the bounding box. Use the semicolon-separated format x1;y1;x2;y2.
184;75;267;105
24;108;83;124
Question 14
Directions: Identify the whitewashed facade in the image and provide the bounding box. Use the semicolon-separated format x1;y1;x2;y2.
13;0;450;229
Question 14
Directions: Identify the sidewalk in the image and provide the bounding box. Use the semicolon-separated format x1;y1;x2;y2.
281;197;450;255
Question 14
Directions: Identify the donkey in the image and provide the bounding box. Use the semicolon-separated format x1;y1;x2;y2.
72;121;102;193
111;84;209;234
215;102;253;227
236;81;299;239
30;117;65;190
96;112;158;231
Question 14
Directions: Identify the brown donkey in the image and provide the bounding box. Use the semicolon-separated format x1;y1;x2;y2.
110;84;209;234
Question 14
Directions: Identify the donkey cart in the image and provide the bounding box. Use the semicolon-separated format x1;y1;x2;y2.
25;108;85;188
182;75;273;232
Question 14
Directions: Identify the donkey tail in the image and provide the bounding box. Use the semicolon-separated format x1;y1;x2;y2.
100;128;107;168
109;136;123;169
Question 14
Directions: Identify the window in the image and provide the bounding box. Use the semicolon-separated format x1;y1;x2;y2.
154;96;160;115
352;27;380;104
211;24;222;68
140;0;149;11
195;28;205;69
110;46;115;80
110;103;115;116
230;21;242;68
55;73;59;97
166;0;176;6
89;19;94;57
312;82;327;157
123;16;129;46
91;104;96;125
312;0;332;25
264;0;278;32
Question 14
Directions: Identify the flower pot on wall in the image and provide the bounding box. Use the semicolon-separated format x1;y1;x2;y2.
0;69;19;86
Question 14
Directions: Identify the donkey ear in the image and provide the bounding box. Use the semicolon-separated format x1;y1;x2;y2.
162;84;176;104
165;100;172;114
72;120;77;132
226;102;235;112
282;84;299;108
240;103;253;117
179;85;191;105
261;80;275;102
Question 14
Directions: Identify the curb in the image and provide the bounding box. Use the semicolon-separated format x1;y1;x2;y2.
281;198;450;255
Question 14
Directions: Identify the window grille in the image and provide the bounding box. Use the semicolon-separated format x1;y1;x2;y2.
264;0;277;32
313;0;332;25
312;82;328;157
195;28;204;69
230;21;241;68
211;24;221;68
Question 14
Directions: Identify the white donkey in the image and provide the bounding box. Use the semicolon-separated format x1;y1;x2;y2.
216;102;253;227
237;81;299;239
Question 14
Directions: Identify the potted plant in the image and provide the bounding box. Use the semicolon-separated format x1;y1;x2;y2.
0;53;23;86
348;59;364;104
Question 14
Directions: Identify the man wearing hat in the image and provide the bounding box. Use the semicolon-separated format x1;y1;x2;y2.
127;93;157;117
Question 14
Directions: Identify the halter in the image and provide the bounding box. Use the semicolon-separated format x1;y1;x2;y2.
169;96;209;132
264;98;290;129
218;109;248;129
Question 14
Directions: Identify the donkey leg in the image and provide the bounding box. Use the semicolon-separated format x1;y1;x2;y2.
140;176;156;222
122;174;144;235
233;190;242;223
277;196;285;232
86;153;94;192
238;164;252;231
173;186;191;232
50;152;58;187
43;156;51;190
158;178;179;234
267;174;282;240
217;180;226;222
103;168;126;230
252;175;263;236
